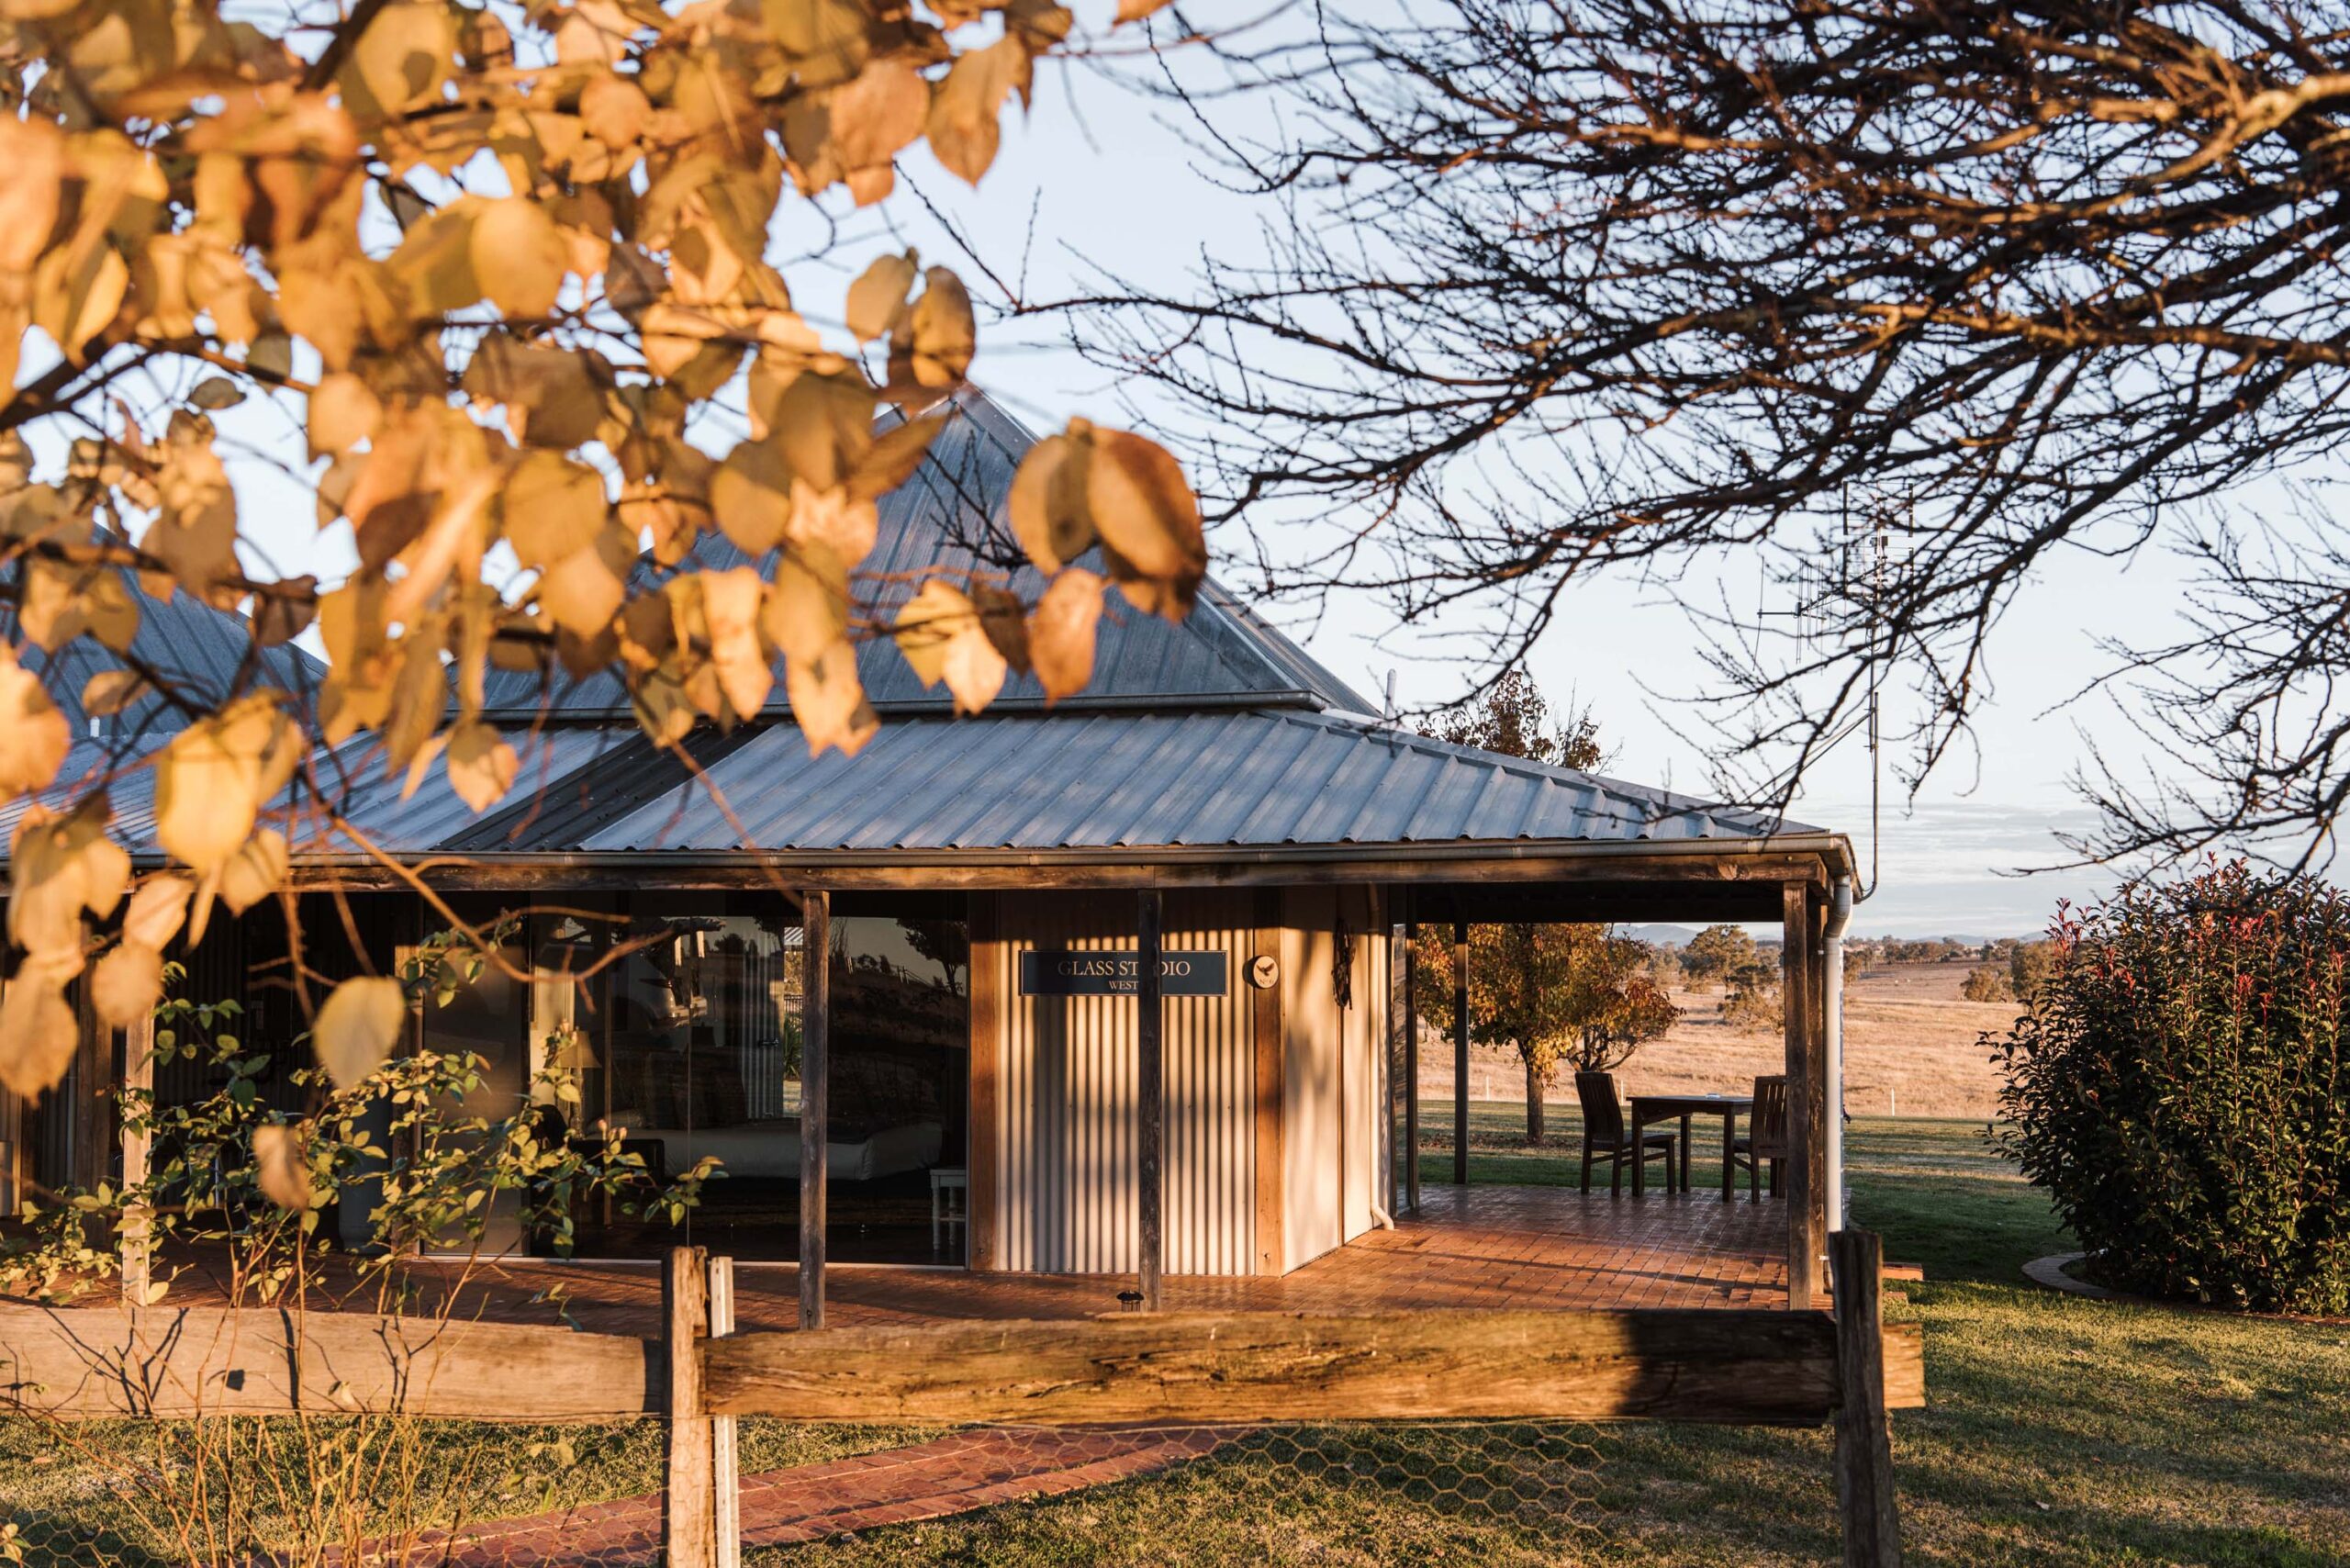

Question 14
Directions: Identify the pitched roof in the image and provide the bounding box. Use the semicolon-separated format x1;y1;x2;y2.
328;707;1822;859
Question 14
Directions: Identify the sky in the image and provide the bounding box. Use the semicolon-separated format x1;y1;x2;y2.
83;4;2276;939
827;18;2214;938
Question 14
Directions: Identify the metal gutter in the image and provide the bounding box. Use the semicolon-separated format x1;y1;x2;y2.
275;831;1860;878
1822;875;1855;1232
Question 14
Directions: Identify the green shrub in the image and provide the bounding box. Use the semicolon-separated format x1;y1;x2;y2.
1994;861;2350;1314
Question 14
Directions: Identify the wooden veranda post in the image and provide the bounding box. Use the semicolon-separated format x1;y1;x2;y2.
1782;883;1819;1309
662;1245;716;1568
1830;1228;1904;1566
799;890;829;1332
1404;896;1420;1215
1137;889;1165;1310
1452;919;1470;1186
118;1009;155;1307
708;1254;740;1568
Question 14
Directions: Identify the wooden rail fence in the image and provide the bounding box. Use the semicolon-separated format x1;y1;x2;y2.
1;1230;1920;1567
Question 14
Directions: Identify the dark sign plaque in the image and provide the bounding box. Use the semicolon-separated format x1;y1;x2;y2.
1020;950;1229;997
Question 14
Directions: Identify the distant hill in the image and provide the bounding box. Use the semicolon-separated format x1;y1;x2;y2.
1626;924;1699;948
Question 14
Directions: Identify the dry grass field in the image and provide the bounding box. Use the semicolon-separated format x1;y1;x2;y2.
1418;960;2016;1122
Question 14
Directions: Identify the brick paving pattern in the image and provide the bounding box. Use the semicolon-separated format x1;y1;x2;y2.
356;1424;1238;1566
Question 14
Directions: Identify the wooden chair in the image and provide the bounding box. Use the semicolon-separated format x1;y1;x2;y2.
1732;1075;1789;1200
1574;1071;1677;1195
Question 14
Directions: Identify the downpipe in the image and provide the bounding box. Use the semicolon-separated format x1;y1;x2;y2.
1823;876;1854;1232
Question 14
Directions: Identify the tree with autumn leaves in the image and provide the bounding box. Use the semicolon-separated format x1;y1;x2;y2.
0;0;1205;1101
1416;924;1677;1145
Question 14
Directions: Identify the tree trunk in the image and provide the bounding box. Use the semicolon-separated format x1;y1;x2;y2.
1524;1054;1545;1145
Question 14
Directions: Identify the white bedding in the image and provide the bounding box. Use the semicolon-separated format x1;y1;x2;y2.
613;1118;944;1182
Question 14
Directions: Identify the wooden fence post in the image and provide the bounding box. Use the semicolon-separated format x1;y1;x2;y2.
118;1009;155;1308
663;1245;715;1568
800;890;829;1331
708;1254;740;1568
1830;1227;1903;1568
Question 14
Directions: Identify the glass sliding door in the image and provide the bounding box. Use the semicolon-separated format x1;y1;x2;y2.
595;895;804;1260
827;899;969;1263
421;890;969;1266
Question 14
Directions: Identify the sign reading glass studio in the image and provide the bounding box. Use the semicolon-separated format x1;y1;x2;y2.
1020;950;1230;997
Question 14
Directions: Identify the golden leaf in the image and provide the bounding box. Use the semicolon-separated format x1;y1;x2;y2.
20;557;138;653
0;644;71;795
0;116;64;277
698;566;774;719
1087;428;1207;621
1114;0;1176;21
308;372;382;458
847;412;946;501
0;951;81;1098
252;1123;314;1211
502;450;609;570
154;694;299;874
785;478;879;566
579;73;652;150
92;941;164;1029
8;795;127;956
894;578;1006;713
900;266;974;388
472;196;570;320
536;523;634;634
786;639;877;757
342;0;457;121
711;436;792;554
122;873;194;949
312;976;407;1089
1007;431;1093;573
846;252;917;344
1027;567;1103;700
31;241;129;363
924;34;1034;186
761;546;851;663
445;718;519;812
218;827;289;916
82;669;151;718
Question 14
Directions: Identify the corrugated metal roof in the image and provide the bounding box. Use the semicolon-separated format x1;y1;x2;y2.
320;708;1817;857
476;392;1372;720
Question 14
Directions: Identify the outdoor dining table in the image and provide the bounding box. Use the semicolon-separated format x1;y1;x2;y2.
1628;1093;1754;1200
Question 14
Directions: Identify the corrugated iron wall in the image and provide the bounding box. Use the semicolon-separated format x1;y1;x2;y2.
990;890;1257;1275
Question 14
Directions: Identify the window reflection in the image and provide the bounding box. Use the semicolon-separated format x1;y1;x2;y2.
549;894;968;1265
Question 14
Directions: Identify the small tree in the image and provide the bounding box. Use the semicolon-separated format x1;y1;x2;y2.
1684;924;1758;990
1720;958;1781;1029
1561;935;1680;1075
1426;668;1606;771
1961;966;2011;1003
2010;939;2058;1001
1996;861;2350;1314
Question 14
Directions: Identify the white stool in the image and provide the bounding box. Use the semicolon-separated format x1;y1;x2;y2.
930;1166;969;1252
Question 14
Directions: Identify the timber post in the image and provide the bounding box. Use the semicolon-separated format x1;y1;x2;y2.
118;1008;155;1307
1452;918;1469;1186
662;1245;716;1568
1137;889;1165;1310
708;1254;740;1568
1403;896;1420;1215
1782;882;1818;1308
799;890;829;1331
1830;1228;1903;1567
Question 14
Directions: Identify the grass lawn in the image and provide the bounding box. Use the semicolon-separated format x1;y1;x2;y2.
7;1109;2346;1565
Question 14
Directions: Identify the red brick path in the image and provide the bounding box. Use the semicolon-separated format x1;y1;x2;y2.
374;1424;1238;1565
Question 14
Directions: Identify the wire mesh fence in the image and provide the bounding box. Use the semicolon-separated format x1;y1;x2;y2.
1;1415;1606;1566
